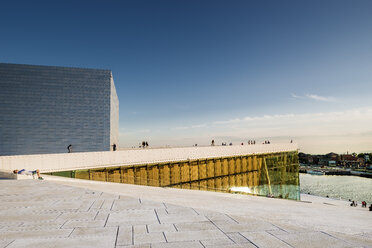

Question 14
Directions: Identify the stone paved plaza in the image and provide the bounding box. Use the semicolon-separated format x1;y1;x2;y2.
0;179;371;248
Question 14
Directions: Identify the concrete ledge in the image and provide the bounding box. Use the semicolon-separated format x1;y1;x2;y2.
0;143;298;173
0;170;36;180
0;170;17;179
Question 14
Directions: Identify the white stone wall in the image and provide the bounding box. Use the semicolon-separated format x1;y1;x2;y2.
0;143;298;173
110;75;119;150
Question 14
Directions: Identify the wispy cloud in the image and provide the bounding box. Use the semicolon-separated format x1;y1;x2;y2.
291;93;303;99
191;124;207;128
305;94;336;102
291;93;336;102
120;129;151;136
171;124;207;130
171;126;189;131
211;107;372;137
213;118;241;125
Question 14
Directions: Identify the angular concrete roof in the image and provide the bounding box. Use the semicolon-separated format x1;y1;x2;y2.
1;177;371;247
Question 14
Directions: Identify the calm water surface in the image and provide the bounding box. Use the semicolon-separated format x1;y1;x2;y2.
300;173;372;203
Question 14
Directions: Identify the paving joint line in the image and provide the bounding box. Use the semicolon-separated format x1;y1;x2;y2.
205;216;236;244
235;232;252;243
4;240;15;248
266;230;295;248
225;214;239;223
154;209;161;224
104;213;110;227
87;200;96;211
114;226;120;246
162;231;168;242
131;225;134;245
109;200;115;211
236;232;259;248
60;220;69;229
67;227;75;237
54;212;64;221
191;207;200;215
270;223;289;233
199;240;206;248
173;223;178;231
96;199;104;209
93;211;100;220
320;231;351;245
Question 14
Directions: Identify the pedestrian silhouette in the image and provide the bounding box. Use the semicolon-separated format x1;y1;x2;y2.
67;144;72;153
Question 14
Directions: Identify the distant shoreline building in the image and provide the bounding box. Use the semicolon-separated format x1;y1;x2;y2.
0;63;119;156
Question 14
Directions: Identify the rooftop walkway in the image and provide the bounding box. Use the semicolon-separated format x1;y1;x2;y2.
0;143;298;173
0;177;371;248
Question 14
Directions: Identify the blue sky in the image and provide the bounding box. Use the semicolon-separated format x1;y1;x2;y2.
1;0;372;153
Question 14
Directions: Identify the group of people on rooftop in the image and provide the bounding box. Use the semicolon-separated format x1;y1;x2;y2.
221;142;233;146
212;140;274;146
141;141;149;148
349;199;372;211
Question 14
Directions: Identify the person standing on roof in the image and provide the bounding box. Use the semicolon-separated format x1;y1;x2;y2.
67;144;72;153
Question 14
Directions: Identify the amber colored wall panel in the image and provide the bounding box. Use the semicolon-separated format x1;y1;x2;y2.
75;170;89;180
58;151;300;200
242;173;248;186
108;169;121;183
215;159;221;177
228;175;235;187
215;177;222;190
160;164;171;186
125;168;135;184
171;163;181;186
139;167;147;185
134;168;141;185
182;182;191;189
248;171;253;186
248;157;253;172
235;157;241;174
222;176;229;190
241;157;247;172
207;179;215;191
190;162;199;181
228;159;235;175
181;162;190;183
207;160;214;178
191;181;199;190
253;156;258;171
235;174;242;187
222;159;229;176
200;180;207;190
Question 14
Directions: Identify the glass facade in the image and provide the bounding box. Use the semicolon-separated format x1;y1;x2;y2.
0;63;119;156
46;151;300;200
